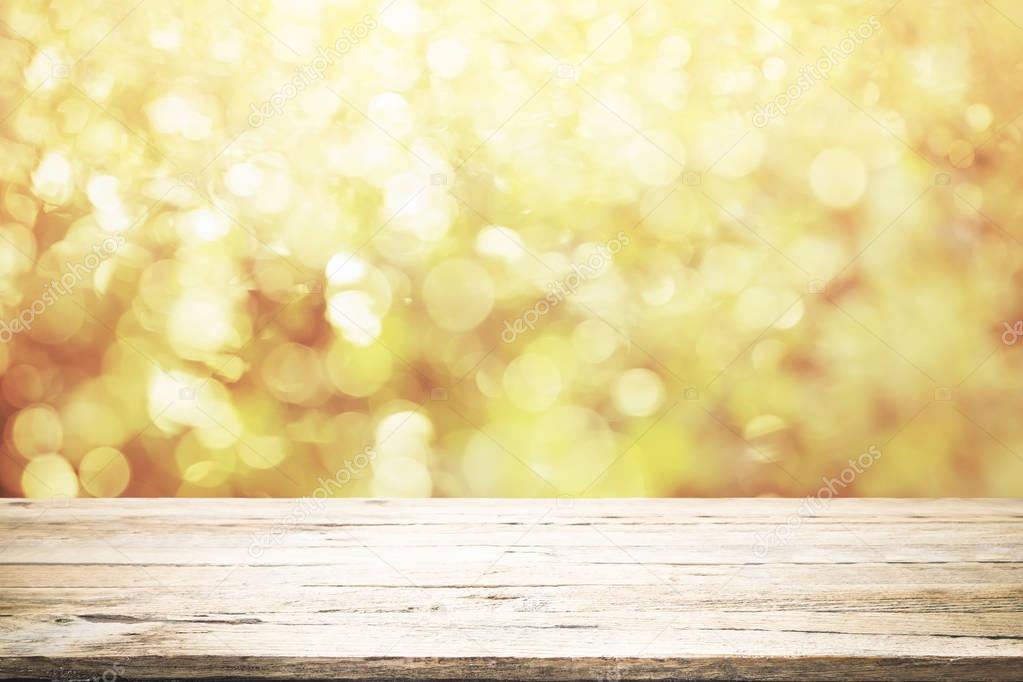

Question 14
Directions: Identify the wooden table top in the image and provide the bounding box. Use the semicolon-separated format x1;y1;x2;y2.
0;498;1021;680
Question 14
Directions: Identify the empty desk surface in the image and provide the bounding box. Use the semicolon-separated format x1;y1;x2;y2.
0;498;1021;680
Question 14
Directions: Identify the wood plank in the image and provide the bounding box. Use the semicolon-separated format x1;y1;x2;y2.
0;498;1021;680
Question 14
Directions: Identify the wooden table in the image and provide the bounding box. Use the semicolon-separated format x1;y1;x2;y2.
0;498;1020;680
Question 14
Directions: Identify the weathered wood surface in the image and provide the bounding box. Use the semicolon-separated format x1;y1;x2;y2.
0;498;1021;680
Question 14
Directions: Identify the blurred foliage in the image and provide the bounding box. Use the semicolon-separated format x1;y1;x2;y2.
1;0;1023;499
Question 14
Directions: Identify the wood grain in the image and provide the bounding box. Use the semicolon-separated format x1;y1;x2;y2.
0;498;1020;680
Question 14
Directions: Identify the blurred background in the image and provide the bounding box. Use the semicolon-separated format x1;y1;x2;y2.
1;0;1022;499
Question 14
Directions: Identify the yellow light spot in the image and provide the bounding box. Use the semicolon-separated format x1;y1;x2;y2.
149;19;183;51
762;57;787;81
640;272;676;306
658;35;692;67
237;435;287;470
326;340;393;397
372;455;432;496
744;414;786;440
327;291;382;346
706;121;764;178
475;225;526;263
375;410;433;461
31;151;73;205
145;94;212;140
262;343;325;405
627;133;685;186
176;434;235;487
572;319;619;364
809;148;868;209
504;353;561;412
965;103;992;131
225;162;264;197
180;208;230;242
325;252;370;286
79;447;130;496
381;0;422;35
86;174;122;212
61;400;126;456
11;404;63;459
369;93;414;137
169;292;236;354
752;339;785;369
24;48;68;92
427;39;469;79
743;414;786;463
613;368;664;417
423;259;495;332
22;454;78;499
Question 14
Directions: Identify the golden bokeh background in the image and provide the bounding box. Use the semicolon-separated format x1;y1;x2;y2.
1;0;1022;499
